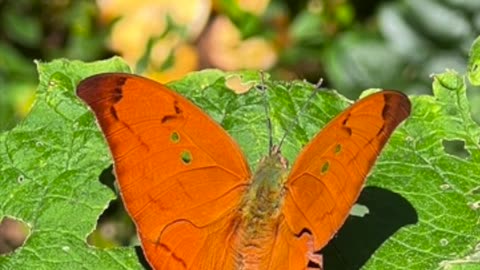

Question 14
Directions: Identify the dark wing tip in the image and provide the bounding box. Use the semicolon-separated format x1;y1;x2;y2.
381;90;412;134
76;73;132;112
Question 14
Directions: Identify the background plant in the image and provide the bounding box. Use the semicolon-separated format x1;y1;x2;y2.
0;0;479;269
2;0;479;131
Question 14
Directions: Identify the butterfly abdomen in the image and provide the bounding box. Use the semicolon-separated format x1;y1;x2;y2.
229;154;291;269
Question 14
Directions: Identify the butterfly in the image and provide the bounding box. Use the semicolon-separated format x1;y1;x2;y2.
77;73;411;269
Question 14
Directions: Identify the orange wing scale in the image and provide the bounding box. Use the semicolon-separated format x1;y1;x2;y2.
77;73;411;269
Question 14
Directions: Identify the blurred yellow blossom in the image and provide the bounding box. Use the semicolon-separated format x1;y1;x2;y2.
98;0;210;38
96;0;139;22
99;0;210;82
237;0;270;15
99;0;277;81
108;5;167;65
201;16;277;70
146;43;199;83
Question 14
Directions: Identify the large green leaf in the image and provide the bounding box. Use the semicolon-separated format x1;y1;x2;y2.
1;56;478;269
0;57;143;269
361;71;480;269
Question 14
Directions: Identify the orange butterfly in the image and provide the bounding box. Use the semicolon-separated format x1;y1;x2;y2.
77;73;411;269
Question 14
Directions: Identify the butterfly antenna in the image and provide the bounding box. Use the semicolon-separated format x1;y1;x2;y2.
259;71;274;154
277;80;323;150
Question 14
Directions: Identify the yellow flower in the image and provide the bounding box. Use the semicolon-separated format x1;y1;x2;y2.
100;0;210;82
146;43;199;83
201;16;277;70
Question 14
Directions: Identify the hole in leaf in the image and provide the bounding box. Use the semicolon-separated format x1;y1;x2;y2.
87;199;137;248
0;217;30;255
225;75;253;94
98;165;117;193
88;166;136;248
170;132;180;143
321;161;329;175
181;150;192;164
87;166;150;269
442;140;470;159
350;204;370;217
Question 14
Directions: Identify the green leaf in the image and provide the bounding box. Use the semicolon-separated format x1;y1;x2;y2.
1;57;479;270
215;0;262;38
323;32;405;98
404;0;472;44
2;9;41;47
362;71;480;269
289;11;327;45
0;57;142;269
378;3;430;61
468;36;480;86
168;70;351;168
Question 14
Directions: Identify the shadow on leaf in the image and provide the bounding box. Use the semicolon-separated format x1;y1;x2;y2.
322;186;418;270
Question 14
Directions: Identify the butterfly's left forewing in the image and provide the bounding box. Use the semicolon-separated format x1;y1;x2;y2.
281;91;411;251
77;74;252;269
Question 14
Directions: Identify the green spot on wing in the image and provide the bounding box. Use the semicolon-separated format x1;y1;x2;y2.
170;131;180;143
181;150;192;164
334;144;342;154
321;161;330;174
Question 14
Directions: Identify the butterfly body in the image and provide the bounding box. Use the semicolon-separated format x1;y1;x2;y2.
233;153;290;268
241;153;286;229
77;73;411;269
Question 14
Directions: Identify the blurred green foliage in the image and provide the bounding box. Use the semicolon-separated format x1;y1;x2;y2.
277;0;480;98
0;0;107;131
1;0;479;266
0;0;478;126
